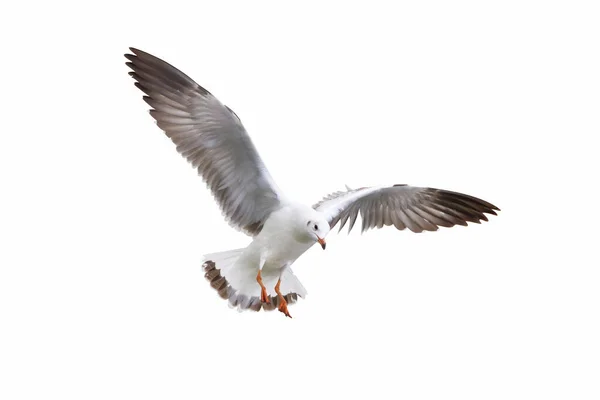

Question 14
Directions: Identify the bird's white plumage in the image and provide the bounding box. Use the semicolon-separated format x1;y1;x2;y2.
126;48;499;315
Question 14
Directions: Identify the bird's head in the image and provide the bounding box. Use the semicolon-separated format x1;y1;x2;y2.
299;212;330;250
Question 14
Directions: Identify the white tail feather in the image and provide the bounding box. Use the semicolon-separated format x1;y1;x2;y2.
202;248;245;277
202;248;307;312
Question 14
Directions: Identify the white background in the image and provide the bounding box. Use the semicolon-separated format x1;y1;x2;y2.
1;1;599;399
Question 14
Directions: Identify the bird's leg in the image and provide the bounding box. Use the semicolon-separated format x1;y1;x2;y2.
256;255;269;304
274;277;292;318
257;271;269;304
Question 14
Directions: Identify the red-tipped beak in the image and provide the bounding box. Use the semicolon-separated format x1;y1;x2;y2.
317;237;326;250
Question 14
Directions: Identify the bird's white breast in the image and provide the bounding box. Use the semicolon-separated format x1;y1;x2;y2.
253;204;314;270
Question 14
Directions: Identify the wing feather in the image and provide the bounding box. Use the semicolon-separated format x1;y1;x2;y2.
313;185;499;235
126;48;285;235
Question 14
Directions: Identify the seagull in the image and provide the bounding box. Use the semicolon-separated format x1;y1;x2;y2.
125;48;499;318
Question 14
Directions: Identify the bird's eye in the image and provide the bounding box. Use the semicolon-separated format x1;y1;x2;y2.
314;224;319;230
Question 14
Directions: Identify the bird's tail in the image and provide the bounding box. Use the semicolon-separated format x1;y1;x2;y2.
201;248;306;312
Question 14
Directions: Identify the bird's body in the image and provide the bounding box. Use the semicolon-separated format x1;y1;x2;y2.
201;203;328;315
251;203;320;269
126;47;500;318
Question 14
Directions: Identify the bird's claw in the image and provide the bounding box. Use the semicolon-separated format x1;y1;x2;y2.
278;299;292;318
260;287;270;304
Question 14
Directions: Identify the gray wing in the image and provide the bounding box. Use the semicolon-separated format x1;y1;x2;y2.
126;48;285;236
313;184;499;234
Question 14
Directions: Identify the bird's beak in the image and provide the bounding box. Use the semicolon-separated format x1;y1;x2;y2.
317;237;326;250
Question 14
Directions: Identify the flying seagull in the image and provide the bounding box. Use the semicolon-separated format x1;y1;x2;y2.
125;48;499;318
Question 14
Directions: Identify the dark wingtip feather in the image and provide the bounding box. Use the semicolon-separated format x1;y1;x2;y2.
128;47;146;57
132;81;152;97
428;188;499;220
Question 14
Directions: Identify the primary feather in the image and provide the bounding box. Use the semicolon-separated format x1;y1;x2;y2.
126;48;285;236
314;185;499;234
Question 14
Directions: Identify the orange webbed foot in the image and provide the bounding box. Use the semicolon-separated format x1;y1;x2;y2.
278;298;292;318
260;287;270;304
256;270;270;304
274;278;292;318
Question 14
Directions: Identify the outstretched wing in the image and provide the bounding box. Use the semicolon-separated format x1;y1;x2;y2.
313;185;499;234
126;48;285;236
